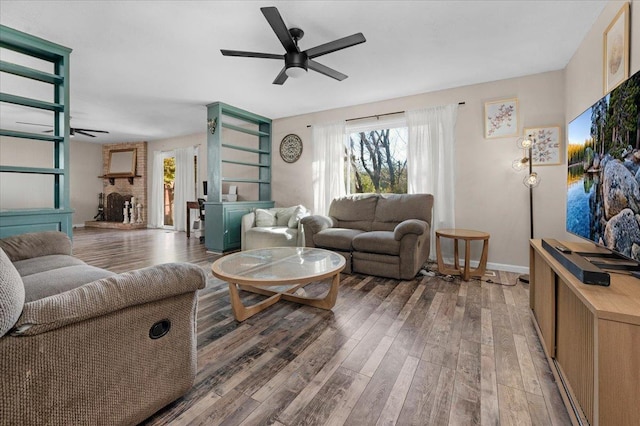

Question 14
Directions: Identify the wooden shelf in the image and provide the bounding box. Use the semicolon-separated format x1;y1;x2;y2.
0;92;64;111
221;178;271;184
221;159;269;168
0;60;63;84
0;129;63;142
0;166;64;175
221;122;270;137
221;143;270;155
99;174;142;185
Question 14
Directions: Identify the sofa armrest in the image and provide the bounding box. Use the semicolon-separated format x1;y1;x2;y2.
10;262;206;336
300;215;335;247
300;215;335;234
0;231;72;261
241;212;257;250
394;219;427;241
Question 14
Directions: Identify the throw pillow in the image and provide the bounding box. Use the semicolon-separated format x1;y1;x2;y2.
288;205;308;228
275;206;297;227
255;209;277;227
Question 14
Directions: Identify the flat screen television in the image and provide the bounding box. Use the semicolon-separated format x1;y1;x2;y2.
566;69;640;261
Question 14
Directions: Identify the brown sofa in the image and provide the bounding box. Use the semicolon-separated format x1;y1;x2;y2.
0;231;206;425
301;193;433;279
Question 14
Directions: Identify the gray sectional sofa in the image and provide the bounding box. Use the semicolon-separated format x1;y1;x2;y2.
0;231;206;425
301;193;433;280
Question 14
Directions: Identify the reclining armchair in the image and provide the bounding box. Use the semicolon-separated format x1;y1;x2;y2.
0;231;206;425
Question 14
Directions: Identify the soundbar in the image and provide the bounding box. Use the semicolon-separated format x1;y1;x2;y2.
541;239;610;286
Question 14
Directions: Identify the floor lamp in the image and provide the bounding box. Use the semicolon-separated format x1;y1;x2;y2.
512;134;540;283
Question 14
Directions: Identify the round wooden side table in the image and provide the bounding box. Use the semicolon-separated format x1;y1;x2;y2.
436;228;490;281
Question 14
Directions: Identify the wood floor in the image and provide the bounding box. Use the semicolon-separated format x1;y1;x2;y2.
72;228;570;426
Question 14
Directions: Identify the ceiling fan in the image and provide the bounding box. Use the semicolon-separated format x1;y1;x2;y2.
221;6;366;85
16;121;109;138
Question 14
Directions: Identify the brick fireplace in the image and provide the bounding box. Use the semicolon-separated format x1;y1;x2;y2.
85;141;147;229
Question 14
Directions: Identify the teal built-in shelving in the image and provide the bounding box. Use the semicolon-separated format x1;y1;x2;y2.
204;102;274;252
0;25;73;238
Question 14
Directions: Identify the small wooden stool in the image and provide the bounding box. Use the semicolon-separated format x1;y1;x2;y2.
436;228;490;281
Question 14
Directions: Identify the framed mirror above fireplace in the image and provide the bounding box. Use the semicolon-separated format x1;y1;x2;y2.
107;148;137;176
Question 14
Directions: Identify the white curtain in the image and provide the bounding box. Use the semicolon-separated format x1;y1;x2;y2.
406;104;458;258
312;121;346;214
149;150;165;228
174;146;196;232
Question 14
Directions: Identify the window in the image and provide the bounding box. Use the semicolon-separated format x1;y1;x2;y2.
346;125;408;194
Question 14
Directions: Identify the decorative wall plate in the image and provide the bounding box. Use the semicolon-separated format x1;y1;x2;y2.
280;134;303;163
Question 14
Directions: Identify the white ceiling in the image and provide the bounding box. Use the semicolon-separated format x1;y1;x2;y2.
0;0;607;143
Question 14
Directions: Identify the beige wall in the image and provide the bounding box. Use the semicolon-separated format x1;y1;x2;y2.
69;140;104;225
0;137;103;226
563;0;640;242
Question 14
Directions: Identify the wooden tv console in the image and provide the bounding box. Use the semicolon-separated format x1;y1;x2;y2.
529;240;640;426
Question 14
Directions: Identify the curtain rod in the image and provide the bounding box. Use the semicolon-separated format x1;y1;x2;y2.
157;144;201;153
306;101;465;128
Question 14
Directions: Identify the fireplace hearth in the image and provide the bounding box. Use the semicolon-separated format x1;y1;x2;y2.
85;191;146;229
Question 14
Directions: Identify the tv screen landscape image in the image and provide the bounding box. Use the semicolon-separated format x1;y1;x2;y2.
567;69;640;260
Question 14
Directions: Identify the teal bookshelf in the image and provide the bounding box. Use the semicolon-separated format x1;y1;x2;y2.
204;102;274;252
0;25;73;238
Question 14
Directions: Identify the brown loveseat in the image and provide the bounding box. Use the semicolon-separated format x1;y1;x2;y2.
301;193;433;279
0;231;206;425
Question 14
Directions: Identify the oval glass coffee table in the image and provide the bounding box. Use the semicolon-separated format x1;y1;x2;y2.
212;247;346;321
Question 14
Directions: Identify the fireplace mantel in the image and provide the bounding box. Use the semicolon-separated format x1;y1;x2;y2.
99;174;142;185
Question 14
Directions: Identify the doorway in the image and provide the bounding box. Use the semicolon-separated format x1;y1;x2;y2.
162;151;175;228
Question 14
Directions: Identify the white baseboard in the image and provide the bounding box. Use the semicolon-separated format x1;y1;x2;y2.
434;256;529;275
486;261;529;275
72;224;85;229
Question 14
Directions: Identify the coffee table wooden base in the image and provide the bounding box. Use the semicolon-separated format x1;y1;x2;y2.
228;274;340;322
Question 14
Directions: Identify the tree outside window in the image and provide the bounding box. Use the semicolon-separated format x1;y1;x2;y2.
347;127;408;194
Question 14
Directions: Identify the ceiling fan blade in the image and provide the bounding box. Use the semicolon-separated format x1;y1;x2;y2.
261;7;298;53
74;130;96;137
308;59;348;81
305;33;366;59
220;49;282;60
273;67;289;85
73;128;109;134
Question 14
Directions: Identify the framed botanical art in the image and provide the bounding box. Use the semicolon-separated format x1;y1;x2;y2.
525;126;562;166
603;2;629;94
484;98;519;138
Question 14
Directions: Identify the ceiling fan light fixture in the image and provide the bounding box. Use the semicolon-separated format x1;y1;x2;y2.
284;51;308;78
285;65;307;78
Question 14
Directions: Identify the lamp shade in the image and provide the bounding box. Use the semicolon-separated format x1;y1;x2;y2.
523;172;541;188
512;157;528;171
516;135;534;149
